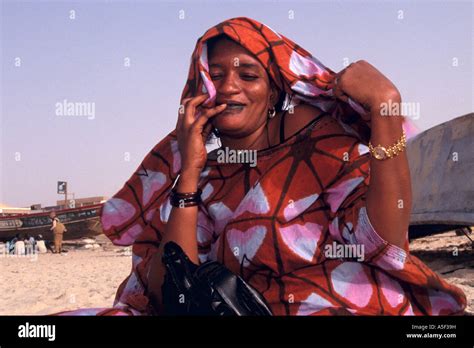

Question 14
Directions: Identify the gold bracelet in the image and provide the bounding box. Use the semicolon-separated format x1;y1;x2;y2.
368;130;406;160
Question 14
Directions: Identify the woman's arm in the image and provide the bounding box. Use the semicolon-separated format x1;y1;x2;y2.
147;169;201;313
146;93;227;313
332;60;412;249
366;93;412;249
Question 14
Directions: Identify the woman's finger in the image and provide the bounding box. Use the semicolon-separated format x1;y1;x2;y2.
191;104;227;132
332;71;349;103
180;97;193;105
183;94;209;126
176;97;195;130
202;103;228;118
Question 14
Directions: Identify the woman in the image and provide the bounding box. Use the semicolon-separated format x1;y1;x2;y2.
93;17;465;316
14;233;26;256
36;234;48;254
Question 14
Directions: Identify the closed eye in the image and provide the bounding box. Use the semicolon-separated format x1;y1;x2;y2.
210;74;258;81
241;74;258;80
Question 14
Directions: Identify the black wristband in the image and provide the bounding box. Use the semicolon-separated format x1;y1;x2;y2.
170;188;202;208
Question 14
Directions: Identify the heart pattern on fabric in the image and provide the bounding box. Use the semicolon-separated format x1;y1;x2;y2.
377;271;404;308
297;292;334;315
331;262;373;308
280;222;322;262
207;183;270;237
208;202;234;235
283;193;319;222
139;170;166;206
101;198;136;230
233;183;270;218
326;177;364;213
226;225;267;267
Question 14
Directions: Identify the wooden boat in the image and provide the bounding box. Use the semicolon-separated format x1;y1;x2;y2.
407;113;474;239
0;204;103;242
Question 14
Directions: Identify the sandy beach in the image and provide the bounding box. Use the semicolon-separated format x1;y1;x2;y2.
0;236;131;316
1;231;472;315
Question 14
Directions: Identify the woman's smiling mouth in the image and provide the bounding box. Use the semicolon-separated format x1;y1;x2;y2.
221;104;245;114
218;102;246;115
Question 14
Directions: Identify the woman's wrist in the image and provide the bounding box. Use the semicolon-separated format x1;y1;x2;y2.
176;169;201;192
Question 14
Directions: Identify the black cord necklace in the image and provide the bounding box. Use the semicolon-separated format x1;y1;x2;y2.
265;121;272;149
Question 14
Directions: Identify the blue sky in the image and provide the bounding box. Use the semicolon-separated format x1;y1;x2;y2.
1;0;472;207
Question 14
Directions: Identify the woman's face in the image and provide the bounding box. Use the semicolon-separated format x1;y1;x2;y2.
207;38;277;137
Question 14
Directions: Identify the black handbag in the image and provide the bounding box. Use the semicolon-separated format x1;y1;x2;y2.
161;241;272;316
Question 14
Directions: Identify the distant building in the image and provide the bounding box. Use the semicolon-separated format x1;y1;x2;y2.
0;204;32;216
56;196;107;209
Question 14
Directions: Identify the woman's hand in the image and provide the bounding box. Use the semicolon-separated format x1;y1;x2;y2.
330;60;401;118
176;94;227;176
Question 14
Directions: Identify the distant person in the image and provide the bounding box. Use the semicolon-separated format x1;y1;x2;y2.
8;233;20;254
29;235;36;249
15;233;25;256
36;234;47;254
50;212;67;253
24;233;35;254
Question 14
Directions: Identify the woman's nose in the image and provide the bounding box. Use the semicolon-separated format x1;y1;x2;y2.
218;72;241;94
